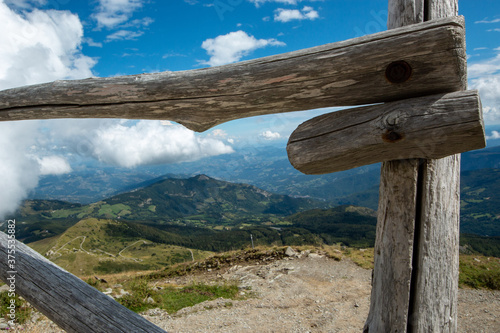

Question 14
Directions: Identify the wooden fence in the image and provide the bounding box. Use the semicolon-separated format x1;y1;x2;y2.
0;0;485;332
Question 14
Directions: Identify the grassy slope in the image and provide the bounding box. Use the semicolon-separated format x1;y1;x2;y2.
28;218;212;276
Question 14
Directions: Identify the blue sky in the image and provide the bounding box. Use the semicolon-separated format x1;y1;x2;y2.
0;0;500;217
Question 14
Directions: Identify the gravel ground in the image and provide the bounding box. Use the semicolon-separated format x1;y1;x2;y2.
6;253;500;332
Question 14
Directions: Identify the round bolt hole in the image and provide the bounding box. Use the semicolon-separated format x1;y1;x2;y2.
385;60;412;84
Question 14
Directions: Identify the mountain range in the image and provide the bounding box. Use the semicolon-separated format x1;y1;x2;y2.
3;143;498;276
11;174;329;243
30;144;500;208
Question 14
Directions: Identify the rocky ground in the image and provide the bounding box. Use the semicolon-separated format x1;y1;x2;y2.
4;249;500;332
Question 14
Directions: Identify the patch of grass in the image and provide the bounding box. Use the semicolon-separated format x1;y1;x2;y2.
159;282;239;314
95;261;154;274
459;255;500;290
98;204;131;217
118;280;161;313
116;277;240;314
344;248;374;269
0;292;32;324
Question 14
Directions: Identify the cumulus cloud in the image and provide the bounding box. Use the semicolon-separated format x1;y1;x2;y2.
0;2;95;90
0;1;95;218
274;6;319;22
87;121;234;168
92;0;144;29
38;119;235;169
468;50;500;125
201;30;285;66
37;156;72;175
260;130;281;140
0;121;40;218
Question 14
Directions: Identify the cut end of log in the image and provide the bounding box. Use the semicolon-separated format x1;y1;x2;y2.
287;90;486;175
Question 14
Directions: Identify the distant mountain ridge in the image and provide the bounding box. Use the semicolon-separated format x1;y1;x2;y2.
10;174;329;243
101;174;327;222
29;145;500;207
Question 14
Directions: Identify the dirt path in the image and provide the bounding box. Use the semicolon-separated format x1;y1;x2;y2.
8;254;500;332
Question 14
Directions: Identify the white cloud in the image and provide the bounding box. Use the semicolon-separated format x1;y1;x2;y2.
0;1;95;218
0;2;95;90
92;0;144;29
248;0;323;8
475;18;500;24
469;75;500;124
248;0;302;7
210;129;228;138
486;130;500;140
121;17;153;28
201;30;285;66
468;49;500;124
87;121;234;168
106;29;144;42
260;130;281;140
37;156;72;175
0;121;40;218
3;0;46;9
84;37;103;48
274;6;319;23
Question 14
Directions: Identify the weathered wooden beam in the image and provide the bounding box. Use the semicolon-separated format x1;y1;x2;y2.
0;16;466;132
365;158;420;333
287;90;485;174
364;1;462;332
0;231;166;333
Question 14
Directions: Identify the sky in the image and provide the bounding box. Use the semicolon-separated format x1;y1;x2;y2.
0;0;500;218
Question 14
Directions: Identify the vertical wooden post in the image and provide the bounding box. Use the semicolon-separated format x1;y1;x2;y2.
364;1;460;332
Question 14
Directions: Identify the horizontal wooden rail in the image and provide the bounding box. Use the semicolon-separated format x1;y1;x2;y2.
0;16;465;132
287;90;485;174
0;231;166;333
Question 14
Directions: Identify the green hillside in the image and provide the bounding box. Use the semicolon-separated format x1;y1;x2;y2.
26;204;381;277
28;218;212;276
102;174;325;222
460;168;500;237
10;174;327;243
284;205;377;248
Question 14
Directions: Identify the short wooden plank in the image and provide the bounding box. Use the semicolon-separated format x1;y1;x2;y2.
0;17;466;132
287;90;485;174
0;231;166;333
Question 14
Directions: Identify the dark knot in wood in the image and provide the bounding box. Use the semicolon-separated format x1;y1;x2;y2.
382;130;404;143
385;60;412;84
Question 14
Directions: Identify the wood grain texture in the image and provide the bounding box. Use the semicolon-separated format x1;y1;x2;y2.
364;159;420;333
287;90;484;174
410;156;460;332
0;17;466;132
365;1;461;332
0;232;166;333
410;1;460;332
